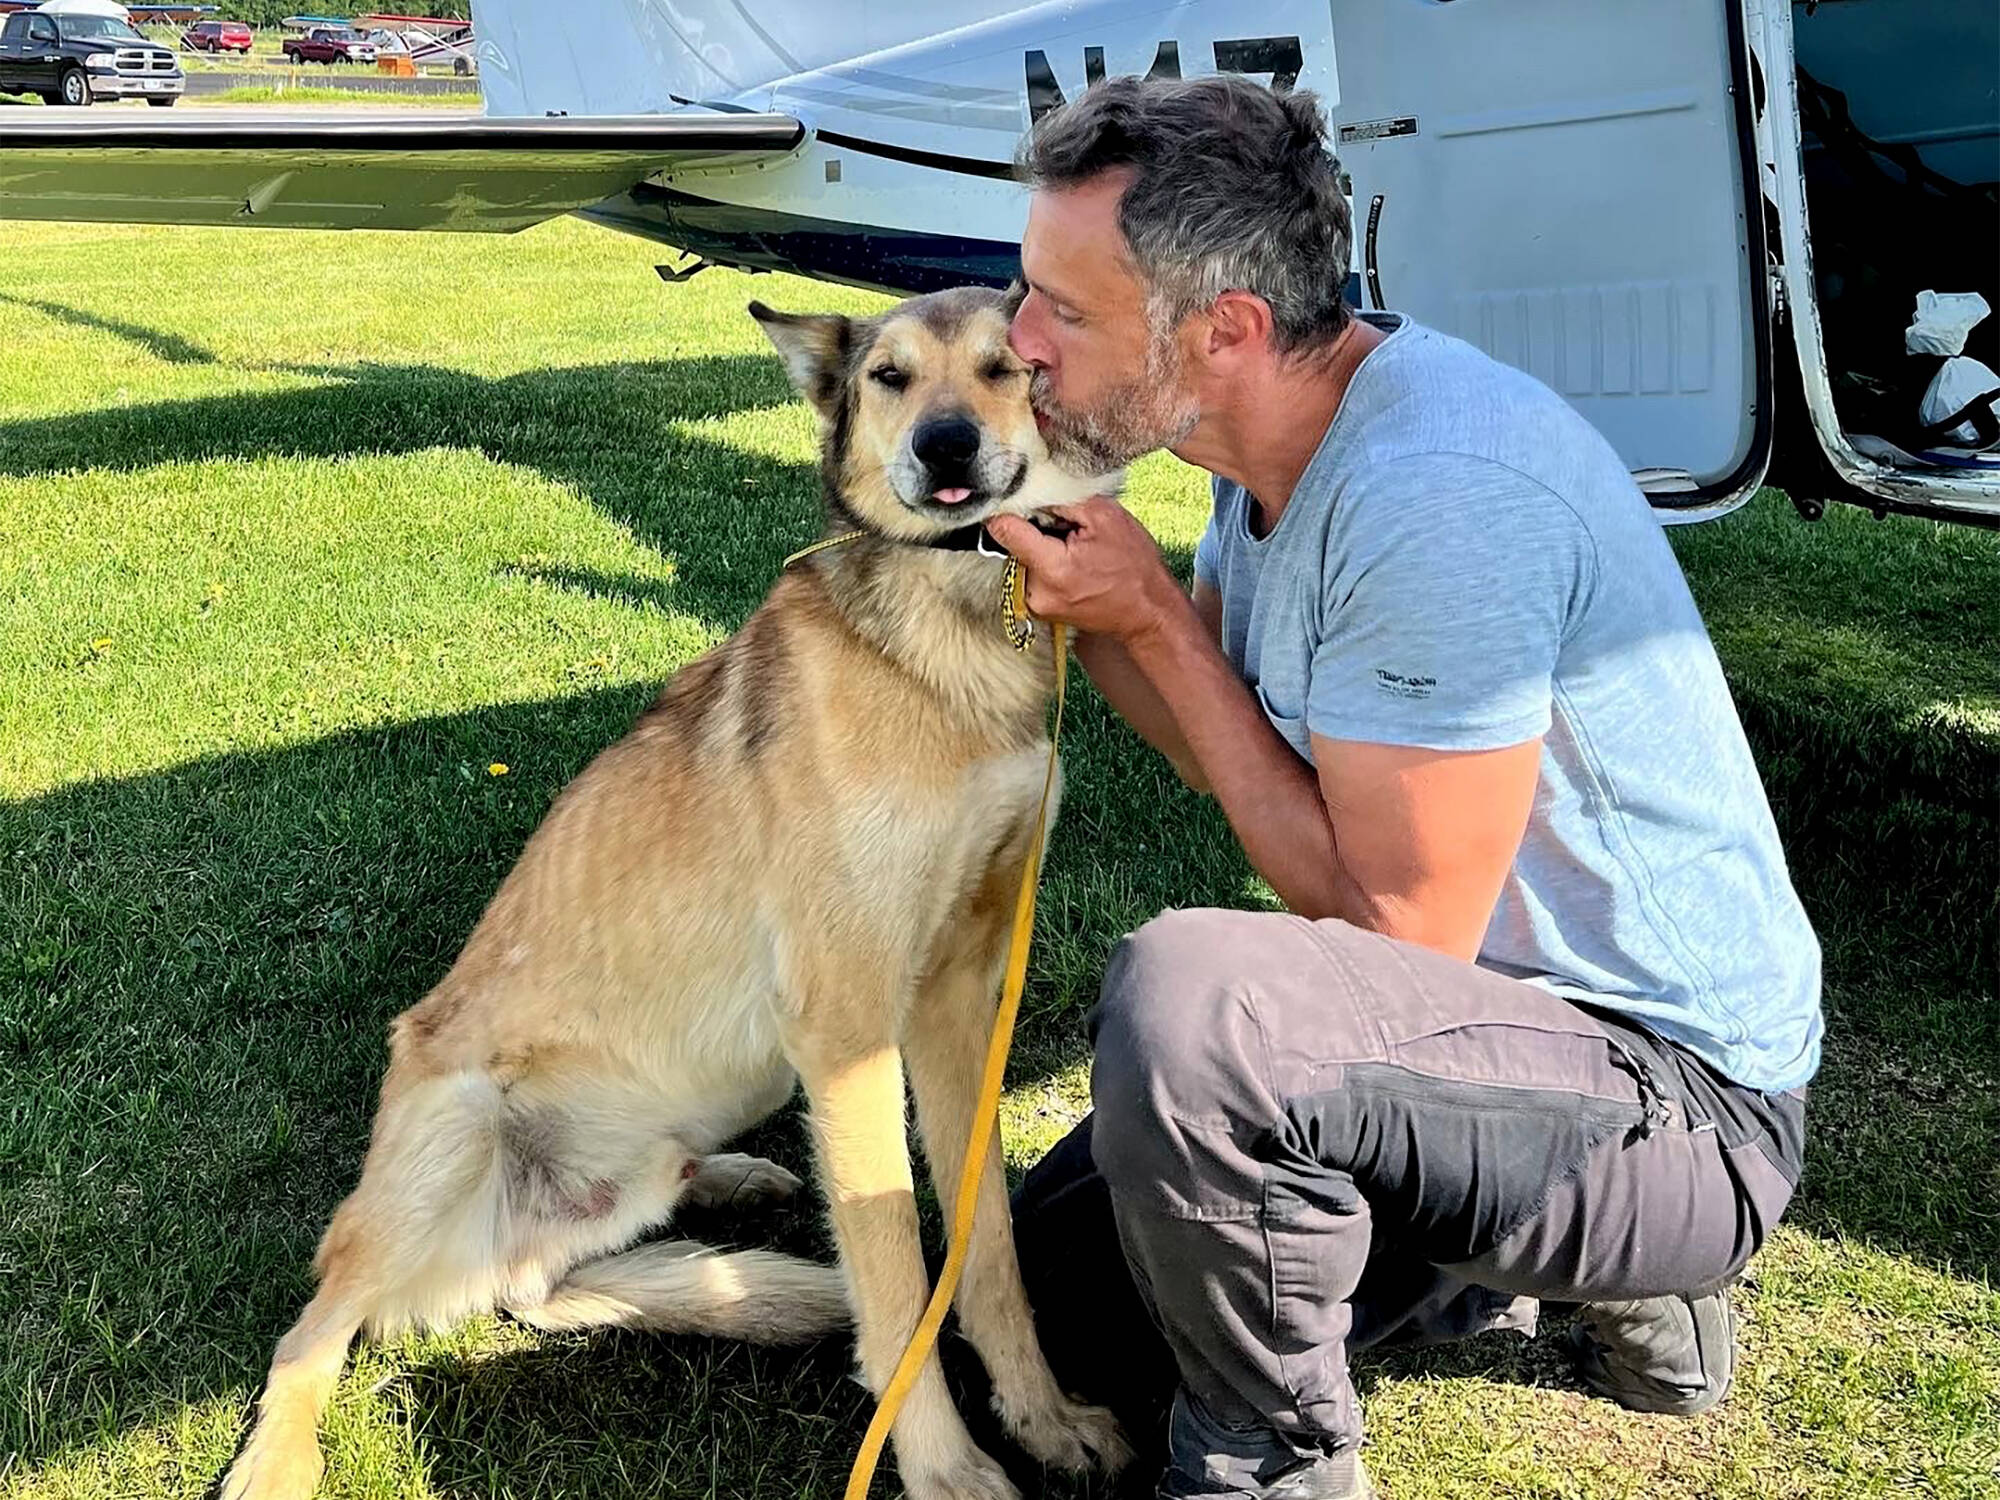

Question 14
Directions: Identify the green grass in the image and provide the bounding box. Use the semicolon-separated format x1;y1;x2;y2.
194;86;483;106
1;89;479;110
2;218;1996;1500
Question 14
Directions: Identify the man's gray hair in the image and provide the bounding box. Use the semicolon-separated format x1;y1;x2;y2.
1016;73;1351;354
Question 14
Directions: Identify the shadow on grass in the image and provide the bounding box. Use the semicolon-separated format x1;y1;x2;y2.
390;1328;870;1499
1668;501;2000;1290
399;1322;1150;1500
0;352;808;633
494;560;685;616
1722;680;2000;1295
0;292;221;366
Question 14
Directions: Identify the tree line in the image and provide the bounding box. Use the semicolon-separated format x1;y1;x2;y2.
216;2;470;27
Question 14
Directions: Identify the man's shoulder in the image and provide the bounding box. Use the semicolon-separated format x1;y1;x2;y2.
1348;316;1597;463
1319;316;1641;536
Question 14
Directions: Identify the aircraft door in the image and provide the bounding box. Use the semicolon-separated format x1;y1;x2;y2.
1326;0;1769;506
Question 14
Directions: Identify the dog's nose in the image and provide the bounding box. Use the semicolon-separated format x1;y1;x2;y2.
912;415;982;476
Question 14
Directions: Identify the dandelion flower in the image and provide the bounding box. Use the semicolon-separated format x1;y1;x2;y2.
488;762;510;777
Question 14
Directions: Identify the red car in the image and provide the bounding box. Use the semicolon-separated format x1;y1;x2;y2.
282;26;377;65
182;20;252;53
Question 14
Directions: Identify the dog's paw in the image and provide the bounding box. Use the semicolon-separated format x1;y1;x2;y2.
904;1448;1022;1500
680;1152;803;1212
217;1420;325;1500
1001;1392;1134;1477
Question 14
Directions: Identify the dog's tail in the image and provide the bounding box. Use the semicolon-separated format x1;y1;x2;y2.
512;1239;850;1343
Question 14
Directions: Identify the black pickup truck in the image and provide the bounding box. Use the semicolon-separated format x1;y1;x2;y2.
0;8;184;106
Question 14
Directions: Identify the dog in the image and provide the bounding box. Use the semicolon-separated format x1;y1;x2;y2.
215;284;1132;1500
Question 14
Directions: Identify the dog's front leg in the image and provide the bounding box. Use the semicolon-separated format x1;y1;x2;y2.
787;1023;1019;1500
905;959;1133;1480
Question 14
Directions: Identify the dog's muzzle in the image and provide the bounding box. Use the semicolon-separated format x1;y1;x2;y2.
912;415;982;504
894;417;1026;516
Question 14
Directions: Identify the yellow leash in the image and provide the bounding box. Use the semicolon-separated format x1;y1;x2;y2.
781;529;868;569
787;532;1065;1498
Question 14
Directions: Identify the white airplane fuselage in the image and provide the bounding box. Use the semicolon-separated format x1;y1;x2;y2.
477;0;1334;295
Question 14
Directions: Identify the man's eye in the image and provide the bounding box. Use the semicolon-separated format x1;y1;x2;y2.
1050;303;1083;326
870;365;909;390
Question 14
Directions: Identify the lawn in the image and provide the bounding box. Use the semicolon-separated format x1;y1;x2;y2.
1;217;1996;1500
189;87;484;107
0;90;480;108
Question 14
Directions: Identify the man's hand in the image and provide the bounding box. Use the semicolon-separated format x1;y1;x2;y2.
984;496;1190;646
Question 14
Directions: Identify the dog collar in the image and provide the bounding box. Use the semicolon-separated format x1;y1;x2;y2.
928;513;1079;555
925;523;1008;559
783;515;1074;572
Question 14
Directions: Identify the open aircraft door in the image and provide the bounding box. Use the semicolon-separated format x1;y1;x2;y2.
1329;0;1771;521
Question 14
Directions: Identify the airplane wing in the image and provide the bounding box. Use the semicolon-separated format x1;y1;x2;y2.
0;110;804;232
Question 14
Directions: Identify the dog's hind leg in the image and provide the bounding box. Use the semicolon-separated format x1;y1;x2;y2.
218;1064;512;1500
499;1072;844;1343
219;1059;682;1500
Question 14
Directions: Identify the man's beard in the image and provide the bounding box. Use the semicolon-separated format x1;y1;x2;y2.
1032;333;1200;471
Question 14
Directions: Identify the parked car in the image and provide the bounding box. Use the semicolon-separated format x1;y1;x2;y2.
0;8;183;106
281;26;376;66
181;19;253;54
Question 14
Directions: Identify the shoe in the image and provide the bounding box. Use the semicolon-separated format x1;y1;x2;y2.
1569;1287;1736;1416
1156;1389;1375;1499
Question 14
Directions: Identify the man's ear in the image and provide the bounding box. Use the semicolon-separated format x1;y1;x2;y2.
748;301;852;417
1204;290;1277;360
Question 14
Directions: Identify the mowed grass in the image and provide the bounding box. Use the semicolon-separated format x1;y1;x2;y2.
1;91;481;108
1;217;1996;1499
195;87;484;107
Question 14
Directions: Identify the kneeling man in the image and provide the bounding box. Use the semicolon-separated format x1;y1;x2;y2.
988;75;1822;1499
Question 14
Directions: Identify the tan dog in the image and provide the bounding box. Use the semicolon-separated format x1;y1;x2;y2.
216;285;1132;1500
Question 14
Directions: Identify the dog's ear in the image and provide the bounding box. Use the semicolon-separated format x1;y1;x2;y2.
1001;279;1028;318
748;301;852;418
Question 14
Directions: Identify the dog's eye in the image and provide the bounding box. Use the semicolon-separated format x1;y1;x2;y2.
869;365;909;391
982;360;1024;382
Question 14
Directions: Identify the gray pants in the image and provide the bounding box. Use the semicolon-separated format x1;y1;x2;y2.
1022;908;1804;1457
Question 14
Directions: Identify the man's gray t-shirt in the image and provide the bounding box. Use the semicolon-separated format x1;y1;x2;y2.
1194;313;1822;1093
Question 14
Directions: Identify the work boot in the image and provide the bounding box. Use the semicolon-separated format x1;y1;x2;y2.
1156;1389;1375;1499
1569;1287;1736;1416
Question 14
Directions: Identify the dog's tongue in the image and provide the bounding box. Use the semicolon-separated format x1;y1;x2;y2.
932;486;974;505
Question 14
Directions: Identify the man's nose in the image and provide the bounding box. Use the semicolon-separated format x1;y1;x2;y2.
1007;300;1050;369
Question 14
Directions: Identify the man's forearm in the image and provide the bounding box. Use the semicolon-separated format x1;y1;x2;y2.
1125;602;1366;923
1072;630;1206;787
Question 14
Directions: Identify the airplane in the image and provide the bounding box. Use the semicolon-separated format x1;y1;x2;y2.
350;13;477;73
0;0;1994;529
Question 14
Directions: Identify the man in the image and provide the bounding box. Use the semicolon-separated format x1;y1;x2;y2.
983;75;1823;1500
